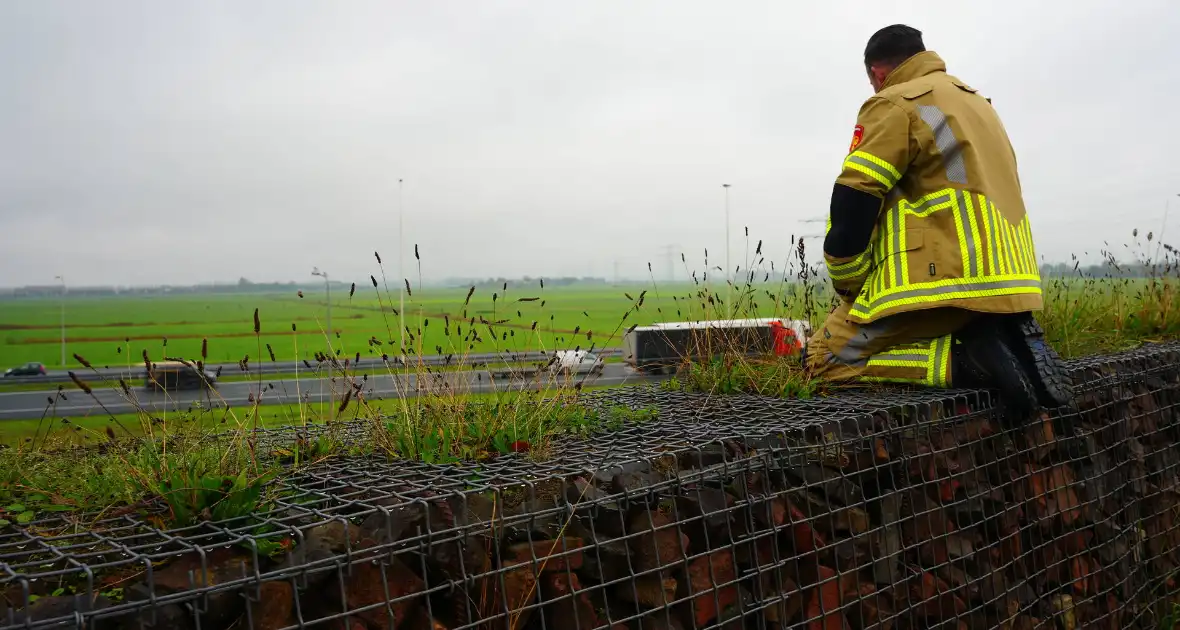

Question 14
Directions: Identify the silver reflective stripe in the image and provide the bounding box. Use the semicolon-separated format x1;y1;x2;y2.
916;105;968;185
852;277;1043;313
832;319;896;363
846;154;898;187
955;190;979;278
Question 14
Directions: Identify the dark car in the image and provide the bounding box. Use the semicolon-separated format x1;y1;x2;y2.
144;361;218;391
4;362;47;377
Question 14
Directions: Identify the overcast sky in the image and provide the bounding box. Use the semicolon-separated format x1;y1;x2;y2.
1;1;1178;288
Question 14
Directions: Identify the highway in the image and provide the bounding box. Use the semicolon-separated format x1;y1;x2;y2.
0;363;660;420
0;348;625;386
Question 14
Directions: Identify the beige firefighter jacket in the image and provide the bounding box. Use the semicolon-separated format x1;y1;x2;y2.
825;50;1044;324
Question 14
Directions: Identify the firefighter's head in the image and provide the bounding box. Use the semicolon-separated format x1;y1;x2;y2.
864;24;925;92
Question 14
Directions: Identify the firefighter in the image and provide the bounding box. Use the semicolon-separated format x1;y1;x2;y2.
804;24;1073;416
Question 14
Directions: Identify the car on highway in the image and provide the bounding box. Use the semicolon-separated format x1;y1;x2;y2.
548;350;605;377
144;361;218;391
4;362;47;377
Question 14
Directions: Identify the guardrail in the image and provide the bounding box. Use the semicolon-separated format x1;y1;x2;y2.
2;342;1177;629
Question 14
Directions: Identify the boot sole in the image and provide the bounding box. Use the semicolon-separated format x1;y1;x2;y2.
1004;315;1074;409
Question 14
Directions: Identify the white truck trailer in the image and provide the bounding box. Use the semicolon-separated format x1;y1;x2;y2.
622;317;809;374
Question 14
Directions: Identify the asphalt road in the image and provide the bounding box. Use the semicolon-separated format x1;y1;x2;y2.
0;363;660;420
1;348;625;386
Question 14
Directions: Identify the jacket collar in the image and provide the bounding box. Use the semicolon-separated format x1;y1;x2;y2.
882;51;947;90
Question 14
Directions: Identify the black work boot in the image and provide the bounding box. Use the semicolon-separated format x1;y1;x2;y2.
997;313;1074;409
952;320;1039;421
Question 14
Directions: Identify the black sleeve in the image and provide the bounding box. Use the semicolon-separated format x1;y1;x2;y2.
823;183;882;259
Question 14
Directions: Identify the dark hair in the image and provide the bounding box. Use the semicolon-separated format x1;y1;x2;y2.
864;24;925;69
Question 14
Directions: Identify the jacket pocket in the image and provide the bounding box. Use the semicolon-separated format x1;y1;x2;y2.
883;228;929;286
900;228;924;252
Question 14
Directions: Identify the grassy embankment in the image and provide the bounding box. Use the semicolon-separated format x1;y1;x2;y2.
1;235;1178;527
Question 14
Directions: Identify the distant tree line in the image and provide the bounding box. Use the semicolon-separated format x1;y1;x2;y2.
8;261;1166;300
445;276;611;289
1;278;303;300
0;275;620;299
1039;262;1173;278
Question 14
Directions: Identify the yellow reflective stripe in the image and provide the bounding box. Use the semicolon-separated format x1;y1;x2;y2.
925;338;936;385
851;151;902;180
1010;221;1028;274
828;251;868;272
1023;219;1039;272
1004;221;1019;274
828;256;871;280
850;186;1043;323
1017;219;1036;274
858;274;1041;300
862;337;948;388
861;375;928;385
844;150;902;189
844;161;894;188
1018;222;1033;273
997;204;1017;274
877;347;930;357
868;344;929;368
935;335;952;387
885;209;898;290
875;222;887;294
978;195;996;276
987;202;1002;274
899;209;911;286
990;202;1007;274
904;193;955;218
963;193;983;278
868;358;929;369
850;276;1042;320
852;284;1043;320
951;195;971;279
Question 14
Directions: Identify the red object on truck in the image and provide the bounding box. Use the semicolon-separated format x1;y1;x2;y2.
769;320;803;356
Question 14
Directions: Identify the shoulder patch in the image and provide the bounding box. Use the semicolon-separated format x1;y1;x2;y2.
848;125;864;154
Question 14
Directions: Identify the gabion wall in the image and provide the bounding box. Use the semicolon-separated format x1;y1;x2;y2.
3;342;1179;629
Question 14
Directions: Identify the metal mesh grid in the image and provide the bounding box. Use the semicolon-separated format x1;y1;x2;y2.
2;341;1179;629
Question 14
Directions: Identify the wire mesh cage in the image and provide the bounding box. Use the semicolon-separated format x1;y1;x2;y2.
2;341;1179;629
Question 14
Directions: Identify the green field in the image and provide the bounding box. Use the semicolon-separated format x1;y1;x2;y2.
0;281;808;369
3;261;1178;523
4;269;1179;371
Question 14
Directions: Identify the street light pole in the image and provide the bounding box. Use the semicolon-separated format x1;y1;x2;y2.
1157;193;1180;264
398;178;406;356
722;184;731;319
311;267;333;411
311;268;331;347
54;275;66;367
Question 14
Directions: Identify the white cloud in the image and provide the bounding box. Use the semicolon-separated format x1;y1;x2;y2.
1;0;1177;286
